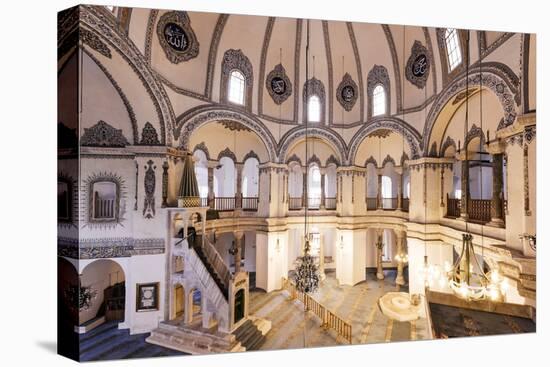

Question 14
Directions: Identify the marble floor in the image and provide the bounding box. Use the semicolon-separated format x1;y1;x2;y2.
249;270;431;351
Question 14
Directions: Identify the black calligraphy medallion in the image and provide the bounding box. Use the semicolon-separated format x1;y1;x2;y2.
164;23;189;52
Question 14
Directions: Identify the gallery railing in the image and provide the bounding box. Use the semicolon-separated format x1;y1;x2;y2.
214;197;236;211
325;197;337;210
402;198;410;212
241;196;259;211
366;197;377;210
308;197;321;210
446;194;461;218
200;197;209;208
289;197;303;210
468;199;492;223
381;197;398;209
281;277;352;344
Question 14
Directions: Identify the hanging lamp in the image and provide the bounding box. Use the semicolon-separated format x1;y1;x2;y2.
445;30;508;302
293;19;320;295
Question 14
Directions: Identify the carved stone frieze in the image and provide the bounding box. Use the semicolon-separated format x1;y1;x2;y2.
80;120;129;147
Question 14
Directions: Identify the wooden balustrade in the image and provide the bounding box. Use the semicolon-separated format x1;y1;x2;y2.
202;236;231;288
289;197;303;210
366;197;377;210
468;199;491;223
200;197;209;208
381;197;398;210
94;198;115;219
325;197;337;210
214;197;236;211
308;197;321;210
446;194;461;218
281;277;352;344
242;197;259;211
402;198;409;212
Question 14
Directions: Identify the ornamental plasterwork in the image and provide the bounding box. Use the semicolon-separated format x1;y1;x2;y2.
80;28;112;58
302;78;326;124
422;64;519;151
83;172;127;229
220;49;254;108
365;156;378;167
219;119;251;132
139;122;161;145
367;65;391;118
369;129;392;139
278;126;345;164
464;123;485;148
143;160;156;219
440;136;457;157
307;154;322;167
452;88;478;105
336;73;359;112
80;120;130;147
429;142;438;157
243;150;260;163
382;154;396;167
218;147;237;162
156;11;199;64
405;40;430;89
326;154;340;167
58;237;165;259
266;63;292;105
285;153;302;166
80;6;172;145
193;142;210;160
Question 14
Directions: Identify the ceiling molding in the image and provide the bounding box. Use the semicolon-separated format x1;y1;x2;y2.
346;22;365;121
422;27;438;95
205;14;229;98
322;21;334;126
257;17;276;116
381;25;403;113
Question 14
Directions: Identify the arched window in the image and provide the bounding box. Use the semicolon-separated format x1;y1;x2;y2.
444;28;462;71
381;175;392;209
307;95;321;123
242;157;259;197
214;157;236;197
228;70;245;105
91;181;117;220
58;180;71;221
193;150;209;199
372;84;386;116
308;165;322;208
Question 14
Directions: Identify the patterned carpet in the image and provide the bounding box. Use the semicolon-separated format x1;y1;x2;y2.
78;321;187;361
430;303;536;338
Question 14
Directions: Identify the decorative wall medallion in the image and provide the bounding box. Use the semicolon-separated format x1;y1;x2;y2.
219;119;251;132
266;63;292;105
139;122;161;145
143;160;156;219
80;120;129;147
367;65;390;118
405;41;430;89
336;73;358;111
156;11;199;64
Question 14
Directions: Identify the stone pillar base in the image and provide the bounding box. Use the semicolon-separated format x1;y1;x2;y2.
396;275;405;286
487;218;505;228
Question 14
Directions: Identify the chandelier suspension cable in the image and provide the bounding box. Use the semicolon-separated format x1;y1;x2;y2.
478;34;485;263
304;19;310;242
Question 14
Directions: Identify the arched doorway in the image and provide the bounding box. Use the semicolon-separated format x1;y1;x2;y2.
174;284;185;318
80;259;126;325
234;289;245;324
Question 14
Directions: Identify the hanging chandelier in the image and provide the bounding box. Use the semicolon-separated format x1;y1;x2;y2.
293;19;319;295
444;31;508;302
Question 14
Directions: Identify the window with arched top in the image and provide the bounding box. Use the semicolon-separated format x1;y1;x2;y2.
307;95;321;123
308;165;322;208
444;28;462;71
228;70;246;105
372;85;386;116
193;149;209;199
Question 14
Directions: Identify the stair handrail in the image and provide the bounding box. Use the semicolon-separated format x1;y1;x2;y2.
201;236;233;288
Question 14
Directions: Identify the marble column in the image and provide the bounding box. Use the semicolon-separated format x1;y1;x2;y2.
460;159;470;220
395;231;405;286
376;229;384;280
320;170;326;209
236;163;243;209
377;171;383;209
489;153;505;227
